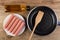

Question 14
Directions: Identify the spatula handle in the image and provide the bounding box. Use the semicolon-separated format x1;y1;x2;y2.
28;25;37;40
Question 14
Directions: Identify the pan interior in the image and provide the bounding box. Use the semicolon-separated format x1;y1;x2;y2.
28;6;57;36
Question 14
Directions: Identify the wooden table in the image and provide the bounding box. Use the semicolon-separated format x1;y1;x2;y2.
0;0;60;40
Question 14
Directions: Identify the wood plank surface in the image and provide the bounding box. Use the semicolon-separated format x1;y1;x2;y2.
0;0;60;40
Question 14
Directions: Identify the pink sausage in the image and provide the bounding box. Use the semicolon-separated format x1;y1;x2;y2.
6;16;17;30
12;20;22;34
9;18;20;32
14;22;25;36
4;14;14;28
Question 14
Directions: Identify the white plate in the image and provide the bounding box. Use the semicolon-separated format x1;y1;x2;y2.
3;13;25;36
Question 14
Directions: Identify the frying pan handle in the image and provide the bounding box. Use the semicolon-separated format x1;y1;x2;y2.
57;21;60;26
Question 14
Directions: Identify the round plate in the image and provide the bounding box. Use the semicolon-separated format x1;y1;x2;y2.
27;6;57;36
3;14;25;36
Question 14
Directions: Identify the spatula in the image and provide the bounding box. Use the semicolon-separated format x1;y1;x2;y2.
28;11;44;40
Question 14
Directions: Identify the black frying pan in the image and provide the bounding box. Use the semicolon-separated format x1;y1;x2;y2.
27;6;57;36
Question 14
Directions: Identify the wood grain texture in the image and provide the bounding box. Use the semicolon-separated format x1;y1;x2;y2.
0;0;60;5
0;0;60;40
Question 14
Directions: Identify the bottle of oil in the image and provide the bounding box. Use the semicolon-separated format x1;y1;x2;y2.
5;4;32;12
